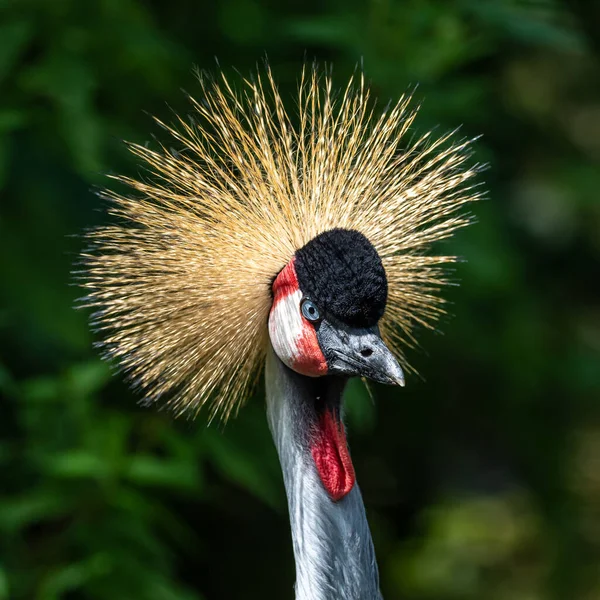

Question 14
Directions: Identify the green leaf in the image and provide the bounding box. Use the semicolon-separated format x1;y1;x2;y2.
205;429;281;509
0;492;66;532
125;455;202;492
0;565;9;600
0;109;27;132
344;378;376;433
0;20;33;82
45;450;111;479
37;554;112;600
65;360;112;398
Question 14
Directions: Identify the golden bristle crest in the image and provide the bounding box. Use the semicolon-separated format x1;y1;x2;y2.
80;64;482;420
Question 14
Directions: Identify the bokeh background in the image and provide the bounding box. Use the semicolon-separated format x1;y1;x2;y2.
1;0;600;598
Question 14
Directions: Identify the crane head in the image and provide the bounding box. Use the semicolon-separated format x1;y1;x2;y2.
81;65;480;422
268;228;405;501
269;228;404;387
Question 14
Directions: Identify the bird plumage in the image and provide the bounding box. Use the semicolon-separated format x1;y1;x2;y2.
80;64;480;421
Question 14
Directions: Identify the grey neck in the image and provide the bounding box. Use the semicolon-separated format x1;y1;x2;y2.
265;347;382;600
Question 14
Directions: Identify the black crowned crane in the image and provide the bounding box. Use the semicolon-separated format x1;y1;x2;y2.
80;65;480;599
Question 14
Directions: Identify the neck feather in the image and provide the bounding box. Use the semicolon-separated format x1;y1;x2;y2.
265;347;382;600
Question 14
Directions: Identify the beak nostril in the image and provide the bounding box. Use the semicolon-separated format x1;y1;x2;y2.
360;347;373;358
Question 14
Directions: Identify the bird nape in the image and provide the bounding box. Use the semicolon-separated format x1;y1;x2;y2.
79;63;481;600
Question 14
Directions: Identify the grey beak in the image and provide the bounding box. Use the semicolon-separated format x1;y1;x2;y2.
317;321;405;386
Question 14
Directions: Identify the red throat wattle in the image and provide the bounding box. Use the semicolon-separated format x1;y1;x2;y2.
311;409;356;501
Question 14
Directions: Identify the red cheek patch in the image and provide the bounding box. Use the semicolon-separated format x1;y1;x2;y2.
271;259;328;377
292;320;328;376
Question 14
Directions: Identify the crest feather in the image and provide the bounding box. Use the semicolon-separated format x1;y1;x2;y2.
80;64;482;420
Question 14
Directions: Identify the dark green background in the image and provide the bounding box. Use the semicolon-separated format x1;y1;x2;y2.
1;0;599;598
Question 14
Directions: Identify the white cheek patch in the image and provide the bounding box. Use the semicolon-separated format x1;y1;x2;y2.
269;289;304;370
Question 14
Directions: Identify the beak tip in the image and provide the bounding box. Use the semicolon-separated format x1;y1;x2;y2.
392;358;406;387
384;360;405;387
393;370;406;387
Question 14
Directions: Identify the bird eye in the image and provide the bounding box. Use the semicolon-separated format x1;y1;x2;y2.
301;298;321;322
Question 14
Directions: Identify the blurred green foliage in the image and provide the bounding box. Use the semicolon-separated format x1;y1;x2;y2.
1;0;599;598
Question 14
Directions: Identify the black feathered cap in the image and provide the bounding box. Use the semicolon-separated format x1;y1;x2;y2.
294;229;388;328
